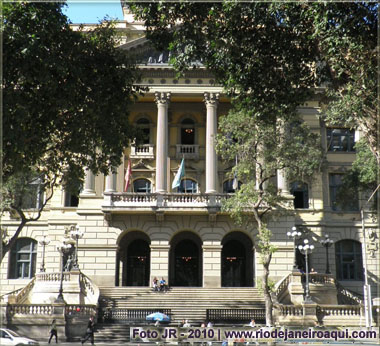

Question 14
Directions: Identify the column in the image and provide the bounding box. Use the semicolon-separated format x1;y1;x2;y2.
202;243;222;287
277;169;290;194
81;168;95;195
155;92;171;193
204;92;219;194
104;167;117;193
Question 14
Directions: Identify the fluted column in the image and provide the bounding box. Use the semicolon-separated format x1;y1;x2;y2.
277;169;290;194
155;92;171;193
81;168;95;195
105;167;117;193
204;92;219;194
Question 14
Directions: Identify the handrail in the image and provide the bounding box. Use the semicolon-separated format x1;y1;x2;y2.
335;280;363;305
273;273;292;300
80;272;100;305
0;287;24;301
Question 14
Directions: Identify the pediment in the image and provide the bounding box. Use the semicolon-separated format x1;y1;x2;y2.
132;160;153;170
120;38;171;65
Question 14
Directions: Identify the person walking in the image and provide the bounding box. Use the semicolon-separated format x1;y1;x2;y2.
48;319;58;344
82;316;95;345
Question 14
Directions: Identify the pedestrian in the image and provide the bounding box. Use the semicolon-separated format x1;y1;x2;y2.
249;319;256;327
183;319;191;327
82;316;95;345
152;277;158;291
48;319;58;344
207;321;213;328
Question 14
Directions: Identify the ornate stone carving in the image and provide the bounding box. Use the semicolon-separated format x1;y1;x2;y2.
155;92;171;105
367;228;378;258
204;92;219;106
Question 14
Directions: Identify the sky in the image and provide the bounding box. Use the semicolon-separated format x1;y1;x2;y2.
63;1;123;24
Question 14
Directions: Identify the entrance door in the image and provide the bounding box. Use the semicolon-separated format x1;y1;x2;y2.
124;239;150;286
222;240;246;287
173;240;200;286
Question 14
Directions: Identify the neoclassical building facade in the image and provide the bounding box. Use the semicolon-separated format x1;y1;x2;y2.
1;6;378;313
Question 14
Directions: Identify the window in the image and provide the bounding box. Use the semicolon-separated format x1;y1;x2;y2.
223;179;241;193
64;191;79;207
181;118;195;145
133;179;152;193
9;238;37;279
290;182;309;209
136;118;150;145
21;177;43;209
178;179;198;193
329;174;358;211
326;128;355;152
335;240;363;281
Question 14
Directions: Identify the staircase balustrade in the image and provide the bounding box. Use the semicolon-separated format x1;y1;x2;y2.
15;277;36;304
317;304;363;317
66;304;97;316
8;304;53;315
335;281;363;305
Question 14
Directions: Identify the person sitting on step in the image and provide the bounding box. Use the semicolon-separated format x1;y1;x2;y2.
159;277;168;292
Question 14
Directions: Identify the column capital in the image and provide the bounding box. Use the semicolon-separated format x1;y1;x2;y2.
155;92;171;105
204;92;219;106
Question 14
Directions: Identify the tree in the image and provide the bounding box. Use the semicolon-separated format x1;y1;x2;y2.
130;1;324;325
306;2;378;201
2;2;141;261
216;108;322;325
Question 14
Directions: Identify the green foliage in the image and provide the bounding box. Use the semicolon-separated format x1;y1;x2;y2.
257;277;276;295
3;2;141;202
2;2;142;259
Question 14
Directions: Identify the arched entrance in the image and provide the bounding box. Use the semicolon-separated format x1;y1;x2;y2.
222;232;254;287
170;231;202;287
116;232;150;286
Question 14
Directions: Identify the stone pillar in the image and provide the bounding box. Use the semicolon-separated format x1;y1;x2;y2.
204;92;219;194
155;92;171;193
202;243;222;287
277;169;290;194
104;167;117;193
150;243;170;285
81;168;95;195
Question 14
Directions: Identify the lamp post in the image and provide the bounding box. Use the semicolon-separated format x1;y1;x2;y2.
70;226;84;270
298;239;314;303
55;242;72;303
38;236;50;272
320;234;333;274
287;226;302;271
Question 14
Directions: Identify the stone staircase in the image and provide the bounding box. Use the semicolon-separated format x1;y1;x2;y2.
98;287;265;324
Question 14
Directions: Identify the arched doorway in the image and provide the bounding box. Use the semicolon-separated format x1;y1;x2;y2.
117;232;150;286
170;232;202;287
222;232;254;287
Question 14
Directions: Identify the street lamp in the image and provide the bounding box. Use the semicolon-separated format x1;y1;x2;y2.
298;239;315;303
55;242;72;303
38;236;50;272
70;226;84;270
320;234;333;274
287;226;302;271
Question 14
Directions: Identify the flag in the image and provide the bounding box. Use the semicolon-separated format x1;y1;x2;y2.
232;155;238;190
232;172;238;190
124;159;132;192
172;158;185;190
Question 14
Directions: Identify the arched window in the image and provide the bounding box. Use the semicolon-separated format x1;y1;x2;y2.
136;118;151;145
223;179;241;193
178;179;197;193
290;182;309;209
9;238;37;279
133;179;151;193
335;240;363;281
181;118;195;145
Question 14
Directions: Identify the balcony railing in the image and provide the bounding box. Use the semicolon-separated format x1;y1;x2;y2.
130;144;155;159
176;144;199;160
103;192;231;211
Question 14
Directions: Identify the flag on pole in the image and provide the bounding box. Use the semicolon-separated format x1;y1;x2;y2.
172;158;185;190
232;155;238;190
232;172;238;190
124;159;132;192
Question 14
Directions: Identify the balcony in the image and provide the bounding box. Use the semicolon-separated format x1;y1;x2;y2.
130;144;155;159
102;192;229;214
176;144;199;160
